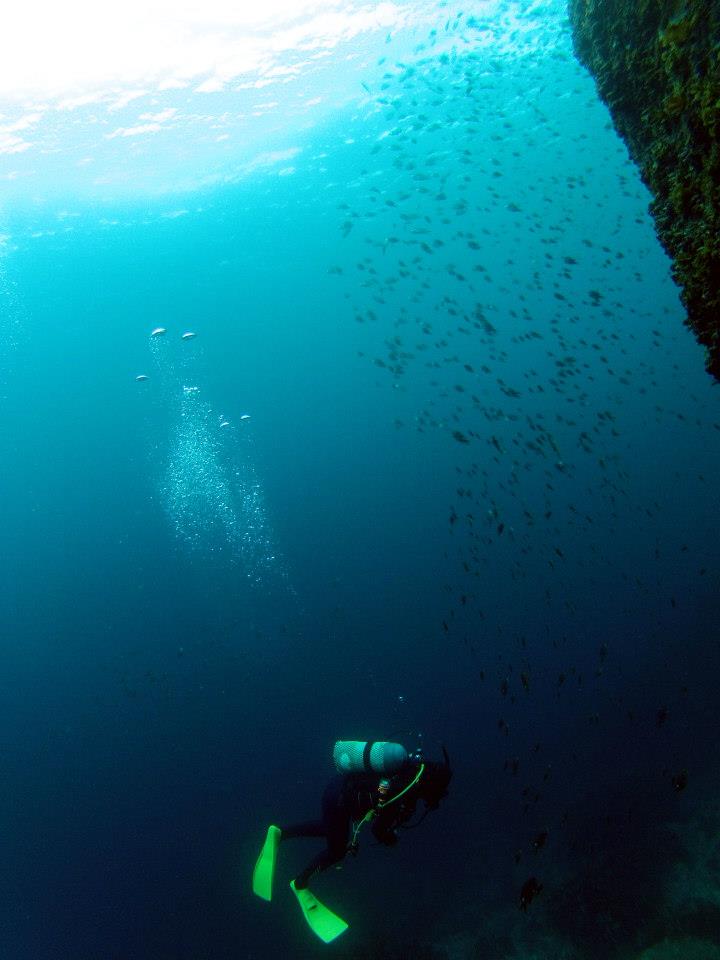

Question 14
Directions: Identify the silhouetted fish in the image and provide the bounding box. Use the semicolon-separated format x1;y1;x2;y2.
520;877;543;911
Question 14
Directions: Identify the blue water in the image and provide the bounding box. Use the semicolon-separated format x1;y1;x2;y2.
2;3;719;958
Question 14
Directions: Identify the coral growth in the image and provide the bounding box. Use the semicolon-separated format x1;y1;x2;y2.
568;0;720;380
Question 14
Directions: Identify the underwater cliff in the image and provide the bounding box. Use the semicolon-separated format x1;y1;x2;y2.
568;0;720;380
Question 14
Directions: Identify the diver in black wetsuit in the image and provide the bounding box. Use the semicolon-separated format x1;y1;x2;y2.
281;749;452;888
252;739;452;942
280;773;384;887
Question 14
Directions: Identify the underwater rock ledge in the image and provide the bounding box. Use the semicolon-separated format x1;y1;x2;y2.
568;0;720;380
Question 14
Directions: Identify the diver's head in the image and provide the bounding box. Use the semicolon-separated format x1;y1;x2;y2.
377;777;392;799
419;747;452;810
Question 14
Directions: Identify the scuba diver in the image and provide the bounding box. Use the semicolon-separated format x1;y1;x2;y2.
252;739;452;943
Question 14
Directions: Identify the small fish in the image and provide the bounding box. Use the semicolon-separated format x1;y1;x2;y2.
219;421;230;428
520;877;543;911
181;332;196;340
239;414;252;421
531;830;548;852
671;770;688;793
151;327;166;337
135;374;149;382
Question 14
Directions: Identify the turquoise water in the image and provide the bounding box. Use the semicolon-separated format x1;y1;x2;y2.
2;3;719;958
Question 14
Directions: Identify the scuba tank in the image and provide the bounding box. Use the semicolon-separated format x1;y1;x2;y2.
333;740;408;775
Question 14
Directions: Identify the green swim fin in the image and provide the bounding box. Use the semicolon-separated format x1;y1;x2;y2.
252;825;281;901
290;879;348;943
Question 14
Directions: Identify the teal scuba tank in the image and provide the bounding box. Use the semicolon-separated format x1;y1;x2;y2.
333;740;408;775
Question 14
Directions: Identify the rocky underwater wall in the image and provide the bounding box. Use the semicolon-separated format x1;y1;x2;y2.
568;0;720;380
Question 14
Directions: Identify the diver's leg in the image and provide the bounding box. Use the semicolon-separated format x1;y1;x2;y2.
293;783;351;888
322;777;353;863
279;820;326;840
287;778;352;942
295;842;348;889
294;848;333;888
293;812;351;886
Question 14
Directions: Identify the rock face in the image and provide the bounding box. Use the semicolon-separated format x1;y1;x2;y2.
568;0;720;379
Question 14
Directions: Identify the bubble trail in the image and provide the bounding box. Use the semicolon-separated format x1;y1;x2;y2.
149;334;285;586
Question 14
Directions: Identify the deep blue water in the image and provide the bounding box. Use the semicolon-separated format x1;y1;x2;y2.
1;4;719;959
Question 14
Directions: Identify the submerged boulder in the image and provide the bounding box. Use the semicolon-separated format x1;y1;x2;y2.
568;0;720;380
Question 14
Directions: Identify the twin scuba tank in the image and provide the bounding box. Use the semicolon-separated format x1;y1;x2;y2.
333;740;409;776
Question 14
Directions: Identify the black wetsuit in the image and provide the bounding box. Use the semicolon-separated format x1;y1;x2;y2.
280;772;410;888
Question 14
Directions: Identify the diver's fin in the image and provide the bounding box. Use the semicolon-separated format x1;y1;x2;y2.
252;825;281;901
290;879;348;943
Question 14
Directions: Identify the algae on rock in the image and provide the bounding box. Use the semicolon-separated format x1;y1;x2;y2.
568;0;720;379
